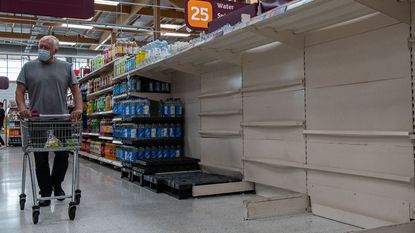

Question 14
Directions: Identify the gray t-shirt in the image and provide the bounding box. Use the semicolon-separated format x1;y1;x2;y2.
16;59;78;114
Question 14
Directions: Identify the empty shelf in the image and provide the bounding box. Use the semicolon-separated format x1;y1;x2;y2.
243;157;305;169
199;89;241;99
199;110;242;116
199;130;242;138
303;130;410;137
242;80;303;93
242;121;304;127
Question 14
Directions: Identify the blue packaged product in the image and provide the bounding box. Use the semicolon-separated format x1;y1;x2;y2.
144;124;151;138
137;147;144;160
161;124;168;138
156;124;162;138
151;124;157;138
135;99;143;117
143;98;150;117
175;146;181;158
129;78;137;92
125;101;131;116
162;147;169;158
169;100;175;118
175;99;182;118
158;101;164;117
169;124;175;138
144;147;151;159
164;100;170;117
137;124;145;139
123;127;128;139
130;100;136;116
116;147;123;160
130;147;138;161
151;147;157;158
175;124;182;138
157;147;163;158
169;146;176;158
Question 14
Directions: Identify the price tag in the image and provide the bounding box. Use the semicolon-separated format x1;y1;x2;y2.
186;0;213;30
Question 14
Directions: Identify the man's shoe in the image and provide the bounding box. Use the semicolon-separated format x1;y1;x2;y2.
38;191;51;207
38;196;51;207
54;187;65;201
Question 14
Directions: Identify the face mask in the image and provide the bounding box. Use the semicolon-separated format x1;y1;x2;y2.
38;49;51;62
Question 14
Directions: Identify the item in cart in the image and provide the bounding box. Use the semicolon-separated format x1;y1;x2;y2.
64;139;78;147
44;130;63;148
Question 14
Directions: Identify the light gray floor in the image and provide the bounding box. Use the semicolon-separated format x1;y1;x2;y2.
0;147;359;233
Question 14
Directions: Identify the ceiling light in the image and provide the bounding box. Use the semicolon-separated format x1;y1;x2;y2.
162;32;191;38
95;0;119;6
60;42;76;46
62;23;93;30
160;24;183;30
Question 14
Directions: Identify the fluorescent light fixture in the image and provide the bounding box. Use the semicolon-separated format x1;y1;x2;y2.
59;42;76;46
160;24;183;30
62;23;93;30
162;32;191;38
95;0;119;6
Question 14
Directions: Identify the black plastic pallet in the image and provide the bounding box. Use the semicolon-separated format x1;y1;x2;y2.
143;171;242;199
133;157;200;174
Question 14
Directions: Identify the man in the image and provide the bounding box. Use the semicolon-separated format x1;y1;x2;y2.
0;102;5;147
15;35;82;207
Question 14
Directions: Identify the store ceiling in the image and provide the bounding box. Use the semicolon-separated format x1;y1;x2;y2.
0;0;189;54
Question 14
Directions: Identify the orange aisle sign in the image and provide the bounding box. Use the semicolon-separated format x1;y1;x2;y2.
186;0;214;30
186;0;250;31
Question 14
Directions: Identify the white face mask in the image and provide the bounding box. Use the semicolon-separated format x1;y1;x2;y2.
38;49;51;62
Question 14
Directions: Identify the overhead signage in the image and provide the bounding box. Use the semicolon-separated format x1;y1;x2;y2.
185;0;249;31
0;0;94;19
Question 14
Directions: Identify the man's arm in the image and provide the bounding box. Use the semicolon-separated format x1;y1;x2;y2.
15;84;31;118
70;84;82;120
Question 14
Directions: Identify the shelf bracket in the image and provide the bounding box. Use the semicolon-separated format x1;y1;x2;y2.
199;48;242;65
161;61;201;75
246;26;304;49
354;0;410;25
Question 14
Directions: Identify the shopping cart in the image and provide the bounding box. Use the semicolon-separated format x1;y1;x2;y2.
19;114;82;224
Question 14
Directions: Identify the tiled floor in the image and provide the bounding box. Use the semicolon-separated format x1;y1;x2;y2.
0;147;359;233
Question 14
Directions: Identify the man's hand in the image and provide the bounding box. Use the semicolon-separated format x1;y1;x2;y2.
18;109;31;118
71;109;82;121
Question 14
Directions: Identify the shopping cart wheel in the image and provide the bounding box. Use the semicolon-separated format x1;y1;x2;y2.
68;202;77;220
75;190;81;205
32;206;40;224
19;194;26;210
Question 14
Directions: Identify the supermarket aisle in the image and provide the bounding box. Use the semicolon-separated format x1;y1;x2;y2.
0;147;358;233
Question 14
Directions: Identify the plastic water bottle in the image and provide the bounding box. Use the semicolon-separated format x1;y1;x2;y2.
169;124;175;138
151;124;157;138
144;124;151;138
144;147;151;159
158;101;164;117
175;99;183;118
175;124;182;138
169;99;175;118
162;146;169;158
164;99;170;117
175;146;181;158
143;98;150;117
156;123;162;138
157;146;163;158
137;124;144;139
162;124;168;138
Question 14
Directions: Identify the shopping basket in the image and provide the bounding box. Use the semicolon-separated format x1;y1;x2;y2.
19;114;82;224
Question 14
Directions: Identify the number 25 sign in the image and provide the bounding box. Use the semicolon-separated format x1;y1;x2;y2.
185;0;213;30
185;0;249;31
